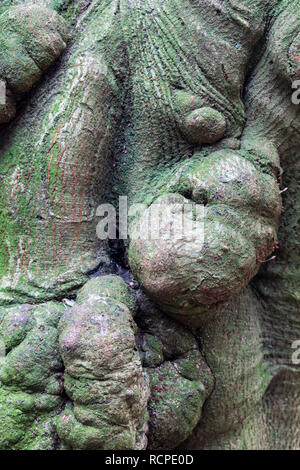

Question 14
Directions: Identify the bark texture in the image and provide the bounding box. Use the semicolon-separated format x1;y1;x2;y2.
0;0;299;450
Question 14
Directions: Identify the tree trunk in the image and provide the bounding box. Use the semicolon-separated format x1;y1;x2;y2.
0;0;299;450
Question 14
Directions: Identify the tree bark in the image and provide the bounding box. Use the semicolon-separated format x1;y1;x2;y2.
0;0;299;450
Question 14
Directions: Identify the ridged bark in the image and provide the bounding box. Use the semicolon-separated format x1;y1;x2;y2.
0;0;299;450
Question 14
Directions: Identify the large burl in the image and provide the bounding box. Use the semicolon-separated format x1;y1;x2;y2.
0;0;299;450
0;4;67;123
57;276;150;450
126;0;283;323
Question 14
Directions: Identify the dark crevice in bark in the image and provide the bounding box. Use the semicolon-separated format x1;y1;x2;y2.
108;238;129;271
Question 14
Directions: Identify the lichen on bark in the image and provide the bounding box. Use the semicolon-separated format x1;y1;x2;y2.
0;0;299;450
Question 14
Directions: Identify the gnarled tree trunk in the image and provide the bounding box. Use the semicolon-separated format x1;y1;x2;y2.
0;0;299;450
